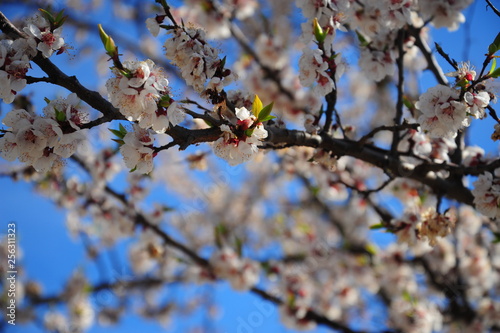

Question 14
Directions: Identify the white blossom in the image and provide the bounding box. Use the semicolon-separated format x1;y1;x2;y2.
212;107;268;166
472;171;500;219
23;15;65;58
416;85;468;138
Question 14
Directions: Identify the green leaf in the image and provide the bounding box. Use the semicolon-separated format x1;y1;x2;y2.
364;243;377;255
259;115;276;122
490;58;497;75
109;128;126;139
369;223;385;230
38;8;54;25
257;102;274;122
235;237;243;256
111;138;124;145
355;30;369;47
403;96;414;111
252;95;263;118
44;97;51;104
493;232;500;244
402;290;415;304
244;129;254;137
490;32;500;55
129;166;137;173
118;123;127;134
489;66;500;78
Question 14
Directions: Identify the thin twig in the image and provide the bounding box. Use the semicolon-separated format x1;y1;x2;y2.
485;0;500;17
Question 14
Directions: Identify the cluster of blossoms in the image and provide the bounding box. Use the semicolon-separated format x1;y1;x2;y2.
106;59;185;133
164;26;237;95
389;296;443;333
0;94;88;172
209;247;259;291
472;169;500;219
0;11;66;104
0;39;31;104
119;124;156;174
212;106;268;165
299;48;345;97
416;82;490;139
43;272;95;332
419;0;473;31
391;208;456;247
168;0;257;40
277;270;317;331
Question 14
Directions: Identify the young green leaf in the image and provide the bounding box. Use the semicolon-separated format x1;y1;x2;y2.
489;67;500;79
490;58;497;75
252;95;263;118
259;115;276;122
369;223;385;230
109;128;126;139
257;102;274;122
489;32;500;55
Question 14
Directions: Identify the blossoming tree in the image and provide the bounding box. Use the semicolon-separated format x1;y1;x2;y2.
1;0;500;332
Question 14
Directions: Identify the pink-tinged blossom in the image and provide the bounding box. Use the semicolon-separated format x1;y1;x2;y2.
138;100;185;134
492;123;500;141
419;0;473;31
106;59;183;132
255;34;288;70
54;131;87;158
464;91;490;120
0;132;20;161
129;231;164;274
359;48;395;82
416;85;467;138
472;171;500;219
119;125;155;174
164;27;236;93
212;107;268;166
0;39;30;104
23;15;65;58
389;297;443;333
462;145;485;167
445;61;476;82
43;93;89;130
209;247;259;291
299;48;343;97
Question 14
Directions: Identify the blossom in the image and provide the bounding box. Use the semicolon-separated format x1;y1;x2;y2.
359;48;395;82
212;107;268;166
445;61;476;82
146;17;162;37
43;93;89;130
299;48;343;96
419;209;456;246
210;247;259;291
472;171;500;219
138;100;185;134
416;85;468;138
164;27;236;93
464;91;490;120
106;59;182;132
492;123;500;141
0;40;30;104
419;0;473;31
119;125;155;173
23;15;65;58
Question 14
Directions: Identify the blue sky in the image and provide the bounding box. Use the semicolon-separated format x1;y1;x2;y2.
1;1;499;332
